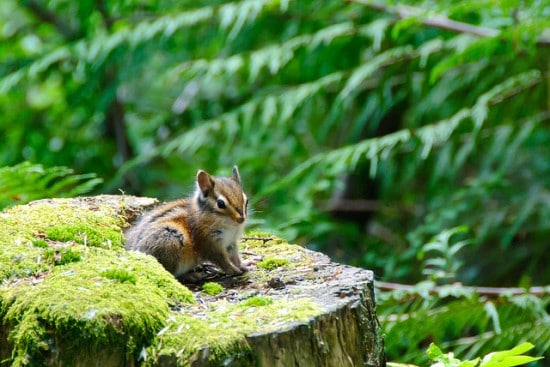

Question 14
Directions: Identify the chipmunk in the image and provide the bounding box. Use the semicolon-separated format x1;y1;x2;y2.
125;166;249;278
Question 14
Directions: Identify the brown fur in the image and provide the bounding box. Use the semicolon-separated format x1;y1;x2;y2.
125;166;248;277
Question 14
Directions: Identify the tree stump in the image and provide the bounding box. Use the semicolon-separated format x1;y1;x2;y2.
0;196;385;366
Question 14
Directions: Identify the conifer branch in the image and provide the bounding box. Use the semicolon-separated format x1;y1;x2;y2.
376;281;549;297
352;0;550;47
96;0;115;29
22;0;83;41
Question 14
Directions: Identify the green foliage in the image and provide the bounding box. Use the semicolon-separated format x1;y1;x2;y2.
379;228;549;363
0;162;102;209
379;226;549;364
426;342;543;367
1;0;548;280
1;0;549;365
377;278;550;365
418;226;471;283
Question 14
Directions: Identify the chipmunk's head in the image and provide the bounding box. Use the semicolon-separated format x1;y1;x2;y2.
196;166;248;226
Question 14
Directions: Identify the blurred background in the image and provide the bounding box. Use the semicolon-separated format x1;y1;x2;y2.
0;0;548;365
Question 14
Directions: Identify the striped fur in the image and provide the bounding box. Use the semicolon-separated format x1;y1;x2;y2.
125;166;248;277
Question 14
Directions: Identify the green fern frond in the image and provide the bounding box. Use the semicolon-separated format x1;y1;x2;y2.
219;0;276;40
470;70;541;128
430;24;543;82
269;68;543;194
0;48;71;94
380;284;549;364
0;7;214;94
166;20;367;87
447;319;550;361
0;162;102;209
338;45;415;100
0;0;288;95
427;341;543;367
160;71;343;158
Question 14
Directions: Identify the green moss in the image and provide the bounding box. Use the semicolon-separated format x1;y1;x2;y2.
240;234;312;285
0;242;48;280
240;231;285;248
149;298;320;365
102;268;137;284
241;234;302;256
256;257;289;270
32;239;48;248
43;247;82;265
2;249;194;365
0;198;194;365
240;295;273;307
202;282;224;296
0;200;125;281
61;248;82;264
44;220;123;248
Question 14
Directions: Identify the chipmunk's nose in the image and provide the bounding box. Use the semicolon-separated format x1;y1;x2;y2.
236;216;245;224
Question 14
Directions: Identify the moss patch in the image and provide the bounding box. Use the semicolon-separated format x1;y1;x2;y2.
43;247;82;265
148;298;320;365
256;257;289;270
240;295;273;307
241;232;303;255
0;200;125;281
31;239;48;248
44;222;122;248
0;198;193;366
202;282;224;296
102;268;137;284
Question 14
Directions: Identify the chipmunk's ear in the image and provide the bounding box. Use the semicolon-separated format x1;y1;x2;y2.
197;170;215;196
232;166;241;185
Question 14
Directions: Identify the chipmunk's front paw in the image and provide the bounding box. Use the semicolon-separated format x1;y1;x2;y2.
223;265;246;276
178;271;206;284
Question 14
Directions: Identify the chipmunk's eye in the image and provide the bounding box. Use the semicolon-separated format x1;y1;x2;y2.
217;199;226;209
